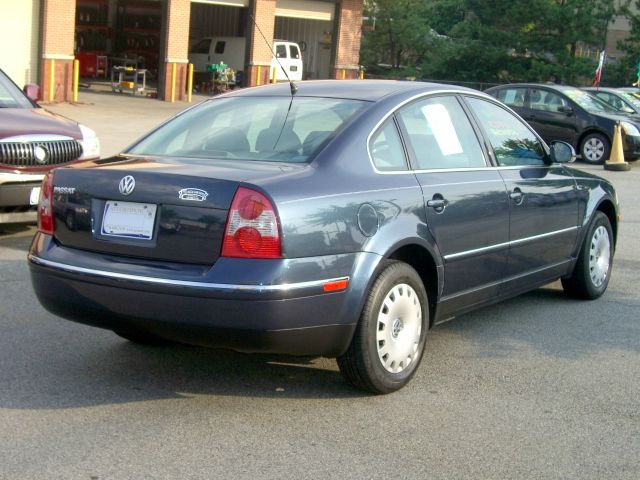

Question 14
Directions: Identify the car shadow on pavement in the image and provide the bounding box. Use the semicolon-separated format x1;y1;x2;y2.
0;329;368;410
430;284;640;360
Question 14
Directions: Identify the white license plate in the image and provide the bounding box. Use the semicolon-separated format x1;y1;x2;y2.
101;201;157;240
30;187;41;205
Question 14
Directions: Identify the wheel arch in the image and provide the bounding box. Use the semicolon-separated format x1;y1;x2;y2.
595;199;618;246
386;243;441;328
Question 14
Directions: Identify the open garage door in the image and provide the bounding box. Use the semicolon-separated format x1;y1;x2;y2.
275;0;335;79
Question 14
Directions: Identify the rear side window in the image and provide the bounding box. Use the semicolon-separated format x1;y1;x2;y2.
369;119;408;171
397;96;486;170
493;87;527;108
466;97;546;167
214;41;226;54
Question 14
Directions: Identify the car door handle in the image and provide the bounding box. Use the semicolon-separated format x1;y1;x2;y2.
427;198;448;211
509;188;524;204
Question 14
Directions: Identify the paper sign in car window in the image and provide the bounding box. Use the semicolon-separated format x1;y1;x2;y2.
421;104;463;156
504;90;516;104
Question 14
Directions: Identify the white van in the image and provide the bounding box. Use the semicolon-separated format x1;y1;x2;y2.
189;36;303;82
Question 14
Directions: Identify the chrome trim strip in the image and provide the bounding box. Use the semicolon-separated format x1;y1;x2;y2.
28;255;349;293
0;134;74;143
443;226;579;262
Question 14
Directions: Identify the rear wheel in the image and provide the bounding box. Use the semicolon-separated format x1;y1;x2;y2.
580;133;610;165
337;261;428;394
562;212;614;299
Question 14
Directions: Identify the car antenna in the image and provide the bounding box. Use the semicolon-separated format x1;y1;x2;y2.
249;13;298;95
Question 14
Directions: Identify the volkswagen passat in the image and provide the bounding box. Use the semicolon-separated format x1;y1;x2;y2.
29;81;618;393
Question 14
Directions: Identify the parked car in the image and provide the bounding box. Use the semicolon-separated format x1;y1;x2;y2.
29;80;618;393
189;36;303;82
0;68;100;224
485;83;640;164
582;87;640;115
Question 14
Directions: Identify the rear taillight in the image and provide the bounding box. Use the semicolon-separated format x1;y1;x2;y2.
221;187;282;259
37;172;55;235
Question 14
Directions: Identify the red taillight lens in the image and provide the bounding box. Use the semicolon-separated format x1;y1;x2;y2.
37;172;55;235
221;187;282;259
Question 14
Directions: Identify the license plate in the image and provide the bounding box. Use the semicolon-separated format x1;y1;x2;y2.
30;187;41;205
101;201;157;240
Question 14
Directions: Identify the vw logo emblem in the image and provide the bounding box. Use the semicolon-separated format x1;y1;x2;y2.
34;145;49;165
118;175;136;196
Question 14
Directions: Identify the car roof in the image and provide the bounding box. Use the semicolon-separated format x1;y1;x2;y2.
487;83;581;92
223;80;479;102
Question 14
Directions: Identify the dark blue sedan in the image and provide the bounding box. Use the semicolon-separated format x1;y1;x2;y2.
29;81;619;393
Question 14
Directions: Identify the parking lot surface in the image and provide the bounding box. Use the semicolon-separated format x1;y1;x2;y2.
1;93;638;479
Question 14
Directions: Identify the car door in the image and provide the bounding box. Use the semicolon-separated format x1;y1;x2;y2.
395;95;510;314
524;88;578;145
464;97;580;294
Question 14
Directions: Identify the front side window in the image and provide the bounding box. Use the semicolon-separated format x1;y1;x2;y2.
397;96;486;170
529;89;570;113
190;39;211;54
369;119;408;171
289;45;300;59
466;97;546;167
127;97;368;164
275;45;287;58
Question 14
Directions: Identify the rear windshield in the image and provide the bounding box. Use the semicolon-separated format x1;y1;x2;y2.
127;96;368;163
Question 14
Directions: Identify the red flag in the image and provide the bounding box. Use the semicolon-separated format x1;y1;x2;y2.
592;50;606;87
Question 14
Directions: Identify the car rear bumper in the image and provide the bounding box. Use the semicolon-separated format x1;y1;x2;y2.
28;233;381;356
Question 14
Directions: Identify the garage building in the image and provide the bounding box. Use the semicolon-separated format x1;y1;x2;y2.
1;0;363;102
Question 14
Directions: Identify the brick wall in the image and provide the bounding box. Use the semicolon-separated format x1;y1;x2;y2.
160;0;191;101
41;0;76;102
334;0;363;79
247;0;276;86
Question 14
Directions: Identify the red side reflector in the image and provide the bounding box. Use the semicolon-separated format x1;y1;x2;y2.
323;278;349;292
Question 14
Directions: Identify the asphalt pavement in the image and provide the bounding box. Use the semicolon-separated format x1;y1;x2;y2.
0;91;638;479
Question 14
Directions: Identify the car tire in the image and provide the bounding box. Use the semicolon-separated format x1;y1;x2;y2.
580;133;610;165
562;212;614;300
337;261;428;394
114;330;173;346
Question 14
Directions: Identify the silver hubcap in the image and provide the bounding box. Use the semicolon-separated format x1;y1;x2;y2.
583;138;605;162
589;225;611;288
376;283;422;374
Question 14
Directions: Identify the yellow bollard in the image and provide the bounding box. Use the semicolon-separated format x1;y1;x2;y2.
170;63;176;102
271;66;277;84
49;59;55;102
359;68;364;80
341;69;346;80
187;63;193;103
604;122;631;171
72;59;79;103
256;65;262;86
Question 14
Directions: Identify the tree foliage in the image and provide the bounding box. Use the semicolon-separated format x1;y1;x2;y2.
362;0;617;85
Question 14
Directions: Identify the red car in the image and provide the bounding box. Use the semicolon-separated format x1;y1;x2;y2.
0;68;100;224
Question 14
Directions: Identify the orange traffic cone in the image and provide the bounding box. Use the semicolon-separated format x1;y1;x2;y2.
604;122;631;171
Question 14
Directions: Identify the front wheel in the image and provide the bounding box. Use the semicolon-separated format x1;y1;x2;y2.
580;133;610;165
337;261;429;394
562;212;614;299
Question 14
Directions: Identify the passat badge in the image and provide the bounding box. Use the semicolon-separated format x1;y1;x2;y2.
178;188;209;202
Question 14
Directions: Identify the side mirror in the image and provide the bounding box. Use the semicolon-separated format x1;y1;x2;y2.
549;141;576;163
557;106;574;115
23;84;40;102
